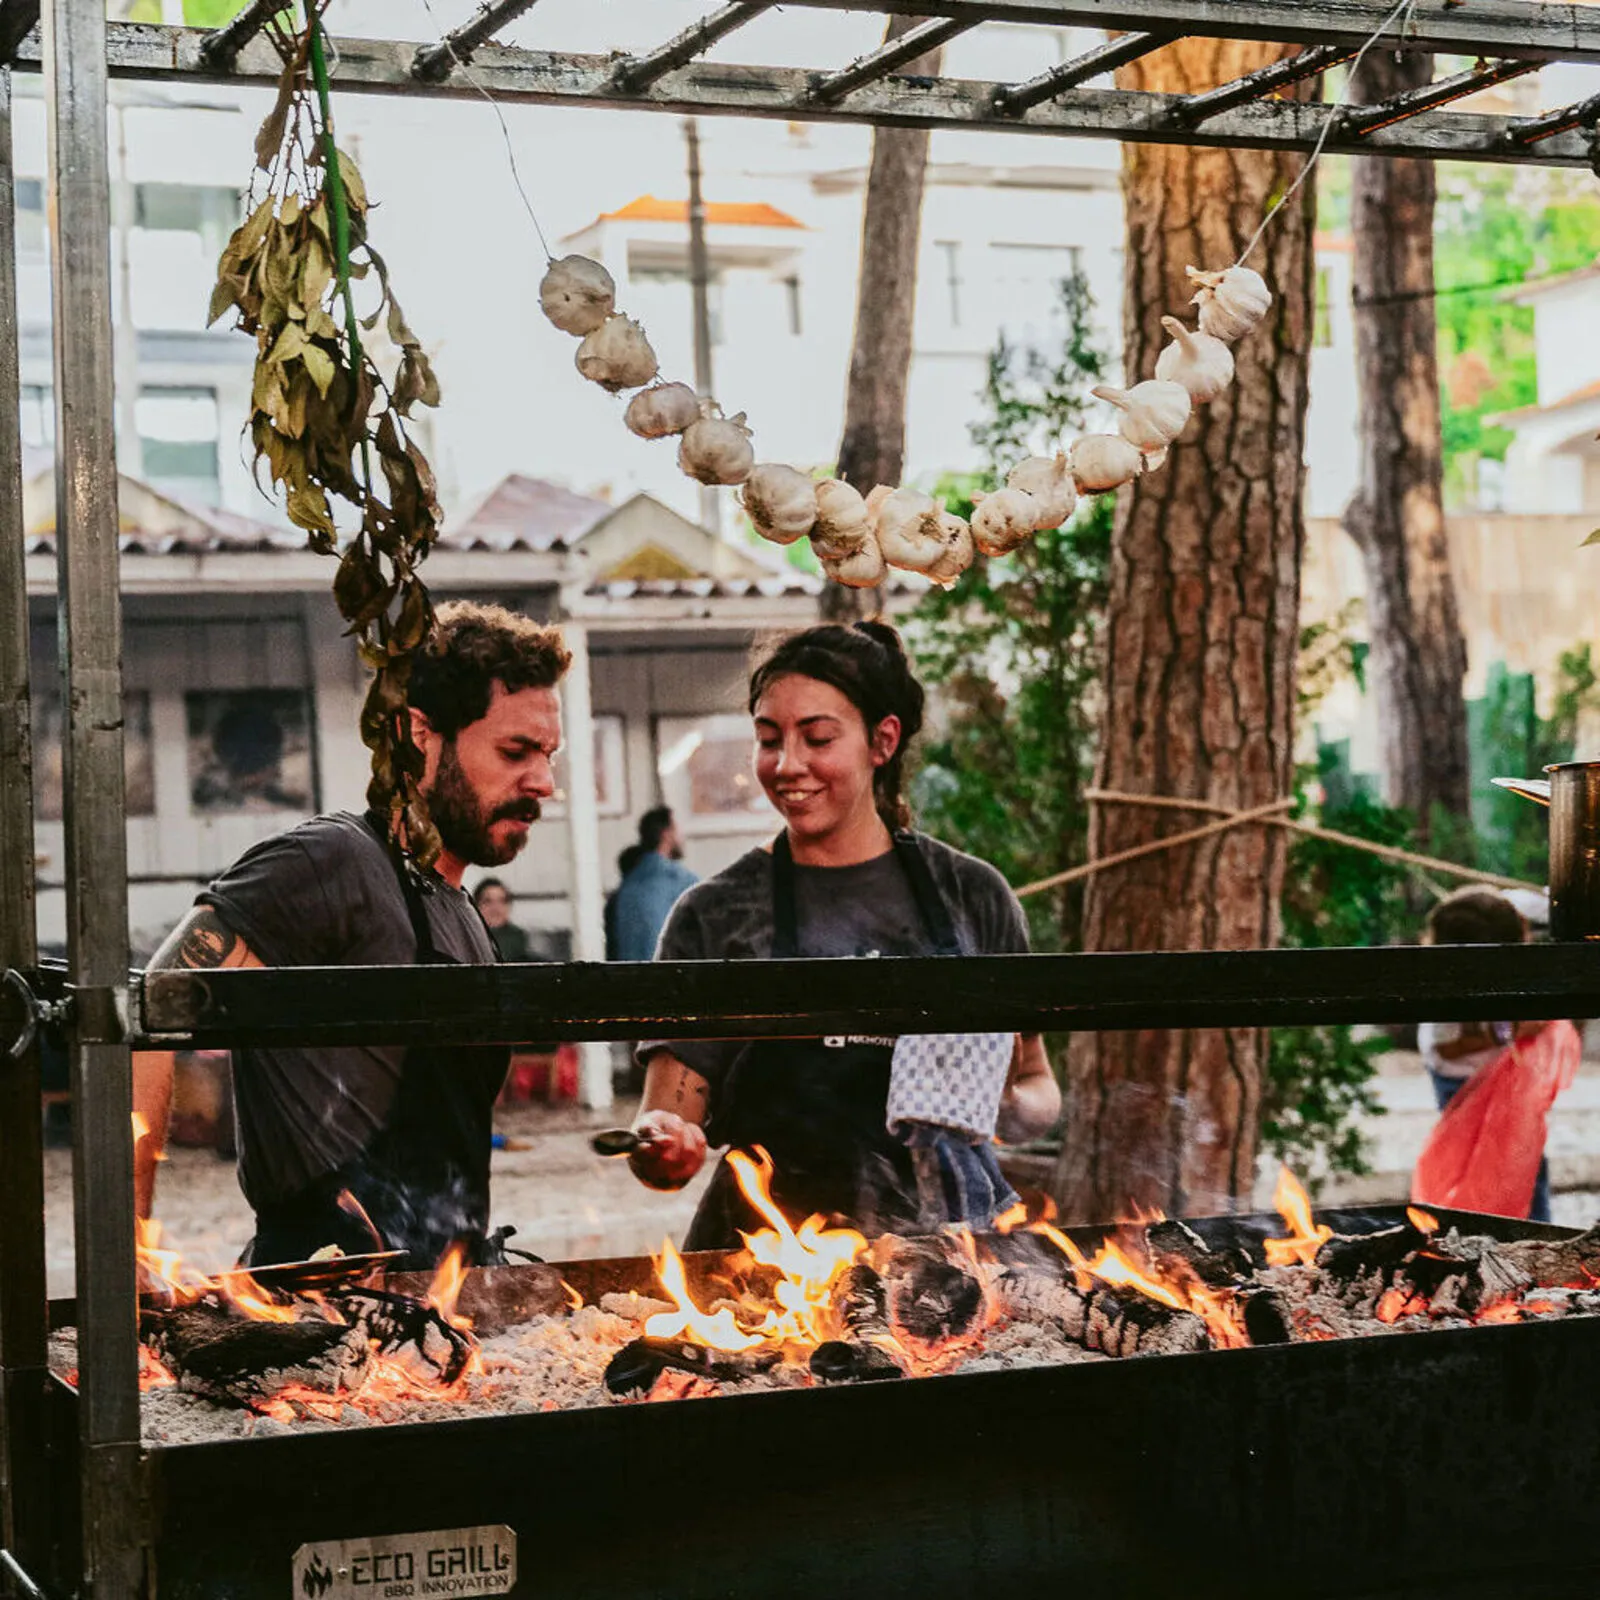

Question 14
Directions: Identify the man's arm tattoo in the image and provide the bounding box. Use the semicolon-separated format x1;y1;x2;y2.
150;908;242;972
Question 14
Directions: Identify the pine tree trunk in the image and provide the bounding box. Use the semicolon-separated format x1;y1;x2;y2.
1052;39;1316;1223
1341;49;1470;832
822;16;942;623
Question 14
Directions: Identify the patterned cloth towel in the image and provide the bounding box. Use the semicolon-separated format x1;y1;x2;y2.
887;1031;1015;1140
902;1125;1020;1231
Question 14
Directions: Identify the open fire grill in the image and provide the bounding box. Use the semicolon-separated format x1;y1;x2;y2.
33;1190;1600;1600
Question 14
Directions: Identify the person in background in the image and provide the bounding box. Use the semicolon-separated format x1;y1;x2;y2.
1419;886;1551;1222
473;877;532;963
604;843;648;964
611;806;698;963
625;622;1060;1248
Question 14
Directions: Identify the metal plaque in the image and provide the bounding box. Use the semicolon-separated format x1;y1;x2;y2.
293;1525;517;1599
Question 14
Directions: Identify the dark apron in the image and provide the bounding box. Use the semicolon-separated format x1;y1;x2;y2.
683;831;961;1252
244;820;510;1272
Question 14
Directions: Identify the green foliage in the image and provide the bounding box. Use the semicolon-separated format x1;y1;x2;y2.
1262;613;1415;1187
1471;645;1600;879
905;267;1112;954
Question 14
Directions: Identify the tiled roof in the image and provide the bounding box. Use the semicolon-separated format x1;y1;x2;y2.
443;473;611;552
23;481;305;556
1488;376;1600;425
590;195;805;230
588;574;825;600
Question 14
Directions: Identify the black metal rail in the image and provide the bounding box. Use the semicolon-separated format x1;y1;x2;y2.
130;941;1600;1049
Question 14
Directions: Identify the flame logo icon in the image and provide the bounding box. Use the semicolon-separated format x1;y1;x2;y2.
302;1553;335;1598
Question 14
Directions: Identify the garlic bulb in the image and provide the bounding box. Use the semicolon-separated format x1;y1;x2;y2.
823;530;887;589
971;487;1038;557
811;479;871;559
741;464;817;545
874;487;948;574
539;254;616;336
1186;264;1272;343
1155;316;1235;404
1069;434;1144;492
1144;447;1169;474
925;512;975;587
678;409;754;486
576;315;658;392
624;382;700;440
1006;453;1077;531
864;483;894;525
1093;380;1192;454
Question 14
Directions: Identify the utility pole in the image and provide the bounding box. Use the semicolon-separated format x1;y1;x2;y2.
683;117;720;536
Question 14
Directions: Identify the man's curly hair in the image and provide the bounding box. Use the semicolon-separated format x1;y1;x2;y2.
408;601;571;739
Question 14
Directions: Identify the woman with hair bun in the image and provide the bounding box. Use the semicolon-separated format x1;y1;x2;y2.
628;621;1061;1249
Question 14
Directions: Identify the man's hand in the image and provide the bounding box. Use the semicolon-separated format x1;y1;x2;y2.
627;1109;708;1191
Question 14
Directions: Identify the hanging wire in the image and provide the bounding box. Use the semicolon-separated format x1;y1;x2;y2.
413;0;555;260
1235;0;1421;267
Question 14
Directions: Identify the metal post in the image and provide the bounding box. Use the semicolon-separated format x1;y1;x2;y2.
683;117;719;535
556;620;611;1111
42;0;145;1593
0;63;52;1593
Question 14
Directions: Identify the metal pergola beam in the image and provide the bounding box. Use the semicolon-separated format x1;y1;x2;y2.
609;0;774;93
42;1;144;1594
782;0;1600;64
411;0;543;83
195;0;285;71
1166;40;1358;126
1342;57;1541;136
809;16;974;104
137;941;1600;1047
0;63;50;1590
993;30;1170;115
11;24;1596;167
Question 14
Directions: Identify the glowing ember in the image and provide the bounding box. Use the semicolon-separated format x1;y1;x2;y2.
1474;1301;1523;1325
1375;1286;1428;1324
1407;1207;1440;1236
1263;1167;1333;1267
644;1239;765;1352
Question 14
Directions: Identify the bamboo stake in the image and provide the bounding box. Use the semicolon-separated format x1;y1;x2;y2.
1013;798;1295;899
1074;788;1542;896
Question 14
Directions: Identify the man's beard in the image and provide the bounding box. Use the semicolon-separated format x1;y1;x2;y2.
427;740;540;866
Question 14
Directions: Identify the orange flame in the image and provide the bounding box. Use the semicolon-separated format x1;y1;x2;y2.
727;1148;867;1346
992;1202;1028;1235
217;1272;299;1323
1406;1207;1439;1236
1027;1221;1246;1348
644;1239;765;1352
1262;1167;1333;1267
131;1111;166;1161
427;1243;472;1331
562;1282;584;1314
334;1189;385;1250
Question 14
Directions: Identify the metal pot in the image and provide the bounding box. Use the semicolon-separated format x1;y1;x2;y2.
1493;761;1600;940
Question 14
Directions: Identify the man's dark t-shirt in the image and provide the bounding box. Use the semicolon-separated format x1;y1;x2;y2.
198;811;496;1212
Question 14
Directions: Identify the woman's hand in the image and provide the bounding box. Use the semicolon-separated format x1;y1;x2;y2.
628;1109;708;1191
996;1034;1061;1143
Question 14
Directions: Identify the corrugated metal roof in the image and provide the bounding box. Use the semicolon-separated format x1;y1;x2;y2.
24;483;306;557
588;574;826;600
442;473;612;553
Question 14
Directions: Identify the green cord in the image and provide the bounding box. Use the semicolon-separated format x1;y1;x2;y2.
304;1;373;495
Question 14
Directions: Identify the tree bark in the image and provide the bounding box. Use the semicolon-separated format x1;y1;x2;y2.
822;16;943;623
1342;49;1470;832
1052;39;1316;1223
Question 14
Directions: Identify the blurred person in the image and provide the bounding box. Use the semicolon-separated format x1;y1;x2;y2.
610;806;697;963
1419;886;1552;1222
132;603;570;1270
473;877;533;963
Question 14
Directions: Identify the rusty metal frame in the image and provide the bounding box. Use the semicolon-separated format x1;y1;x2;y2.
8;2;1600;1596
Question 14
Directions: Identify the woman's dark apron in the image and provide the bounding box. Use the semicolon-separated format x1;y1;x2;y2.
683;831;961;1252
243;821;510;1271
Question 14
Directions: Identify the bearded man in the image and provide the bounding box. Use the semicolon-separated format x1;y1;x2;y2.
132;602;570;1270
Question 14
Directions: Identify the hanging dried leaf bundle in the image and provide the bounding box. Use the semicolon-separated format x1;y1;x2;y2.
209;5;445;864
